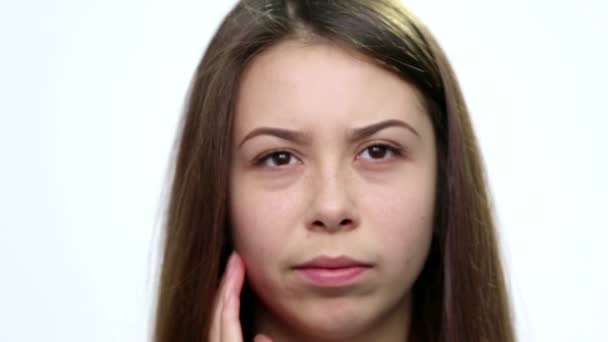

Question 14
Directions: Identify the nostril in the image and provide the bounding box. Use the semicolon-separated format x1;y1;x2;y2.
309;217;356;232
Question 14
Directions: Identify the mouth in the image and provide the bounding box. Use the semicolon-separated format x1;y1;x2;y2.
292;255;373;287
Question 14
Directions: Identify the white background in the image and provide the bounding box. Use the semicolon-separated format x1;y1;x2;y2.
1;0;606;341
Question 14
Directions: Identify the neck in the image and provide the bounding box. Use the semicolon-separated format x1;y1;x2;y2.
252;293;413;342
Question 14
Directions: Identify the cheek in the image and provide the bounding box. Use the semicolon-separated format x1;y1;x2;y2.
360;172;435;281
373;188;434;246
229;179;304;268
229;181;309;311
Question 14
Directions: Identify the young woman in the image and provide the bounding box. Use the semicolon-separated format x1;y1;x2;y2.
153;1;515;341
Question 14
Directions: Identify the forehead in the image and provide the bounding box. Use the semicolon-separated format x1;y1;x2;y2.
234;39;427;133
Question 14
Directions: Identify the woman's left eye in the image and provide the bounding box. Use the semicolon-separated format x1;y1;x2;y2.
357;144;402;160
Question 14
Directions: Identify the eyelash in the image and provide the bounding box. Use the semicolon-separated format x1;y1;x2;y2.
253;143;405;168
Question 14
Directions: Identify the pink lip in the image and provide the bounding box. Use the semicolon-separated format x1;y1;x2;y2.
293;256;372;286
295;256;372;269
296;266;369;286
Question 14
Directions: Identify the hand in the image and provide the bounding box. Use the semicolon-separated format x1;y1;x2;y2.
209;251;273;342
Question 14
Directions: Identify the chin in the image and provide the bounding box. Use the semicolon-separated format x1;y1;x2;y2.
295;314;370;340
260;292;381;340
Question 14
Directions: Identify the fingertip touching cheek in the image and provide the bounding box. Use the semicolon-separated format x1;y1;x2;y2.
228;39;436;341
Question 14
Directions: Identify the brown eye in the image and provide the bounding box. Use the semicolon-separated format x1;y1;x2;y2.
258;151;297;167
358;144;402;160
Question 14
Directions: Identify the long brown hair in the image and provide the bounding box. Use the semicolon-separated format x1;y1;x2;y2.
153;0;515;341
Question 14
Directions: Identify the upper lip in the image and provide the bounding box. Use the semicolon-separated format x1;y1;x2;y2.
293;255;372;269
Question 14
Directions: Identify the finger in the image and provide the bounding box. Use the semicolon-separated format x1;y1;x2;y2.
253;334;274;342
221;252;246;341
210;252;236;341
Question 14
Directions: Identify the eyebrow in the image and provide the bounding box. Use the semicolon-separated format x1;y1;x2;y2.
237;118;420;148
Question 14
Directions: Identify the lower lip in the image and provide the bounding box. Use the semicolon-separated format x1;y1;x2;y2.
295;266;370;286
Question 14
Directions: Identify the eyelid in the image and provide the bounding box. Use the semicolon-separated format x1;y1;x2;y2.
252;148;302;167
251;141;406;167
356;141;406;159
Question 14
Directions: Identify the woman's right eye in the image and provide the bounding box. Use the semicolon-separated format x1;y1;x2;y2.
255;151;298;168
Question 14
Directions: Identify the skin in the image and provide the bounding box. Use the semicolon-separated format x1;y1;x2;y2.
213;39;437;342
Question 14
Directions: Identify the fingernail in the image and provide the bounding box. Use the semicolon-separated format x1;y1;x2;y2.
224;291;234;307
227;252;237;273
223;277;233;304
223;252;236;302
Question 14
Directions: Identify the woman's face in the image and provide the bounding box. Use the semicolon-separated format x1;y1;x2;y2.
229;39;436;340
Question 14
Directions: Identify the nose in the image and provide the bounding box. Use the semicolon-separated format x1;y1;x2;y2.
306;167;359;234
